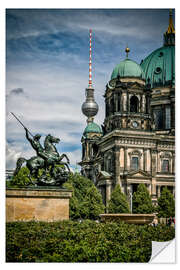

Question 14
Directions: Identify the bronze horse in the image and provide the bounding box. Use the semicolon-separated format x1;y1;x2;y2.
14;134;70;183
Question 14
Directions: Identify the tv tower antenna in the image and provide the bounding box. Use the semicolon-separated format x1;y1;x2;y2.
81;29;99;123
89;29;92;88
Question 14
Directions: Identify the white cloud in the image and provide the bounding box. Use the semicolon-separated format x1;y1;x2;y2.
6;143;22;169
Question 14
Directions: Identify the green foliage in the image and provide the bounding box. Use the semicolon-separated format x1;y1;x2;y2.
63;173;105;220
132;184;154;214
6;220;175;262
107;184;130;213
6;165;66;188
82;185;106;220
157;187;175;218
7;167;33;187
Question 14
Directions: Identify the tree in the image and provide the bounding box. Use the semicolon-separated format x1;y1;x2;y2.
63;173;105;220
107;184;130;213
157;187;175;218
132;184;154;214
82;185;106;220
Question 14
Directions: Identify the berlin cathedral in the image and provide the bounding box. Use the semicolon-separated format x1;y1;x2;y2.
79;10;175;208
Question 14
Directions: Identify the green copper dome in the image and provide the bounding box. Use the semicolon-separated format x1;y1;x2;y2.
111;58;145;80
140;45;175;88
83;122;102;137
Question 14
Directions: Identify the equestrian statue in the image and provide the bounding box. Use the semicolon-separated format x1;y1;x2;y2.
12;112;70;186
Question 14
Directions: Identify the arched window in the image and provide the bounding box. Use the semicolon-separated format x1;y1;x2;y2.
162;160;169;172
106;157;111;172
165;106;171;129
130;96;139;113
131;157;139;170
118;93;121;112
110;98;114;114
153;107;163;130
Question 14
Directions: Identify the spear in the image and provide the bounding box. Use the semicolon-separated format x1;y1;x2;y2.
10;112;34;137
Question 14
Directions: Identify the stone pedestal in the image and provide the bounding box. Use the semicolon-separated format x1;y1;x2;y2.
6;187;72;222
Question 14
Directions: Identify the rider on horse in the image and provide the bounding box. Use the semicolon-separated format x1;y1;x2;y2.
25;127;53;162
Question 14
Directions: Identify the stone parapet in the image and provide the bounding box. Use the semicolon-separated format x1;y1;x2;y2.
6;187;72;222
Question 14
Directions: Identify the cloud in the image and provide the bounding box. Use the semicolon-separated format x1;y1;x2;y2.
6;143;22;169
10;87;24;95
6;9;172;42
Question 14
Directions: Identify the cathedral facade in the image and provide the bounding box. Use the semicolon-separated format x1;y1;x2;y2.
79;11;175;209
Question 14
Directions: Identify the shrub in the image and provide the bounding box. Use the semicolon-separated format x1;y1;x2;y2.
6;220;175;262
157;187;175;218
132;184;154;214
107;184;130;213
7;166;32;187
7;165;65;188
63;173;105;220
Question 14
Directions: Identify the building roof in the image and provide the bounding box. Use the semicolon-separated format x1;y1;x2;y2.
141;10;175;88
141;45;175;88
83;122;102;137
111;58;145;80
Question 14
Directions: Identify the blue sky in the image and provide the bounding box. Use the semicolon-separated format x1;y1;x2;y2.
6;8;175;170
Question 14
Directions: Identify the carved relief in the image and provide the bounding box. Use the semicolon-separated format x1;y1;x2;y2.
128;150;142;158
160;152;172;159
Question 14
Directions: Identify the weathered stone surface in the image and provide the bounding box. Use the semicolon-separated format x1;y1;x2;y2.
6;188;72;222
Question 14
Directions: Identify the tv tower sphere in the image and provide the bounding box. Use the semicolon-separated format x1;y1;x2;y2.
81;89;99;118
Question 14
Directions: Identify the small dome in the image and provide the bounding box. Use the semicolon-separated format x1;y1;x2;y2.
141;45;175;87
111;58;145;80
83;122;102;137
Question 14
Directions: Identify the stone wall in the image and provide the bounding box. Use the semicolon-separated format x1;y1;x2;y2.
6;188;72;222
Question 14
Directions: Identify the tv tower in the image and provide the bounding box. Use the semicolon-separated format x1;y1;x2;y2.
81;29;99;123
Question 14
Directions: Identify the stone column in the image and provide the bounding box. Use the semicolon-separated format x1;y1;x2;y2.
151;178;156;197
140;151;143;170
114;93;118;112
157;151;161;172
127;184;132;212
146;149;151;173
106;183;111;205
157;186;161;198
85;141;89;160
119;147;125;170
148;184;151;195
151;150;157;176
142;94;146;113
114;145;121;186
172;153;175;174
122;93;127;112
124;147;127;171
143;149;146;171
